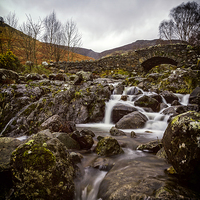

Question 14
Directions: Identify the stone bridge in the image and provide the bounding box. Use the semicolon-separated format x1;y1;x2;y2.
56;44;199;74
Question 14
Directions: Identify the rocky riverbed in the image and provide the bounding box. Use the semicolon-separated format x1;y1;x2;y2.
0;64;200;199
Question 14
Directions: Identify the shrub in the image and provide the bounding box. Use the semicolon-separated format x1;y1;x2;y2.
0;50;21;72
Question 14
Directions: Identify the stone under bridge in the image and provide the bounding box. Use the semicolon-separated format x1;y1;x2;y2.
57;44;199;73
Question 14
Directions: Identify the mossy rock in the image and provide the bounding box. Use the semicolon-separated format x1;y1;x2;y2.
163;111;200;180
10;130;75;199
95;136;124;156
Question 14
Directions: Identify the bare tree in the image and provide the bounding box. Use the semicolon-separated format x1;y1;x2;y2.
3;12;18;51
43;11;61;62
159;20;174;42
159;1;200;44
63;19;82;61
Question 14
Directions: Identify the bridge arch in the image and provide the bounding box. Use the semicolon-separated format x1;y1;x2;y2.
141;56;178;71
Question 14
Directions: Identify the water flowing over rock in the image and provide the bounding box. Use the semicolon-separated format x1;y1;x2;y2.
163;111;200;182
115;111;148;129
10;130;75;199
161;90;179;104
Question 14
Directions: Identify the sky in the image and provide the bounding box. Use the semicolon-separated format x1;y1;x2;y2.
0;0;199;52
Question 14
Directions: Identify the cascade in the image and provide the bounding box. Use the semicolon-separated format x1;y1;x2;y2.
75;84;190;200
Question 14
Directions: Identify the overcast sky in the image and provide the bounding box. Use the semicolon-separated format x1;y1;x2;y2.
0;0;199;52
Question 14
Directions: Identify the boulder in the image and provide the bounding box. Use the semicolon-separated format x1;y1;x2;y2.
134;95;160;112
161;91;178;104
189;87;200;106
113;83;124;94
98;156;196;199
80;129;95;137
92;157;114;171
0;68;19;84
115;111;148;129
40;115;76;133
76;71;93;81
110;127;126;136
49;73;67;81
25;73;42;81
95;136;124;156
149;93;163;103
10;130;75;199
163;111;200;180
111;103;138;123
127;86;142;95
53;132;80;150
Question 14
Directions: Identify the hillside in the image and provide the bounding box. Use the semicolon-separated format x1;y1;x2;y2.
77;39;187;59
0;22;94;64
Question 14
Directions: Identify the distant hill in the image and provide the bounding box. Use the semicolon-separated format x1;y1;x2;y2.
77;39;187;59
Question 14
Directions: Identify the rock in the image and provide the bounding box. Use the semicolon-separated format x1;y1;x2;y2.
189;87;200;106
97;136;104;141
115;111;148;129
137;140;162;153
92;157;114;171
53;132;80;150
0;68;19;84
0;137;22;199
160;103;168;111
113;83;124;94
156;147;167;159
161;107;178;116
0;137;22;172
40;115;76;133
171;100;181;106
98;156;196;199
95;136;124;156
127;86;142;95
25;73;42;81
161;90;178;104
163;111;200;180
110;127;126;136
120;95;128;101
130;131;137;138
80;129;95;137
134;95;160;112
70;152;82;164
111;103;138;123
70;131;94;150
10;130;75;199
149;93;163;103
49;73;67;81
76;71;93;81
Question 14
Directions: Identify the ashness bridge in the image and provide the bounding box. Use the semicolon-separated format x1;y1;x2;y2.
58;44;199;73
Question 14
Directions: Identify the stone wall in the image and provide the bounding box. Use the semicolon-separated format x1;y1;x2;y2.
52;44;199;74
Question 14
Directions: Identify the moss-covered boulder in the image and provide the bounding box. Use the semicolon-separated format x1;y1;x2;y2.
10;130;75;199
95;136;124;156
163;111;200;179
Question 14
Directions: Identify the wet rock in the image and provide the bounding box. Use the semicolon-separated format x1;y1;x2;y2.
111;103;138;123
70;152;82;164
95;136;124;156
163;111;200;181
134;95;160;112
149;93;163;103
189;87;200;106
113;83;124;94
156;147;167;159
110;127;126;136
120;95;128;101
0;68;19;84
160;102;168;111
98;156;197;199
92;157;114;171
127;86;142;95
10;130;75;199
130;131;137;138
137;140;162;153
161;107;178;116
40;115;76;133
161;90;178;104
115;111;148;129
53;132;80;150
171;100;181;106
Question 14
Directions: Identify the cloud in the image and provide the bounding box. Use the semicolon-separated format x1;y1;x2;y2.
0;0;199;52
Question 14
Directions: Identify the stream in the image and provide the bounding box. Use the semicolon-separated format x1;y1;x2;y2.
74;85;191;200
